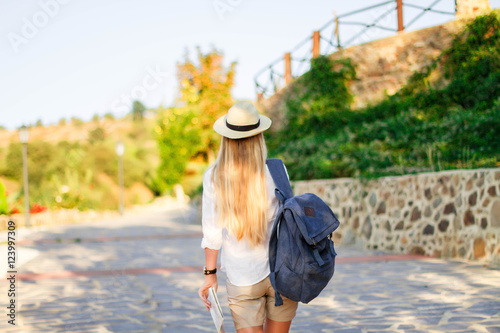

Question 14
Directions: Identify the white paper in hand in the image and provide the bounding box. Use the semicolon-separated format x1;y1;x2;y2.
208;287;225;333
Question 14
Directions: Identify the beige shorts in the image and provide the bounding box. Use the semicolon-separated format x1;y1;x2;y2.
226;275;299;330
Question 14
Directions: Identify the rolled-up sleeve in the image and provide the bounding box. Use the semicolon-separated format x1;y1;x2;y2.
200;167;223;250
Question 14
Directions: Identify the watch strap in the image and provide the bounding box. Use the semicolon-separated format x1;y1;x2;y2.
203;266;217;275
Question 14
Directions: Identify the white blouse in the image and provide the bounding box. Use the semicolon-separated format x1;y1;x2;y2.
200;163;287;286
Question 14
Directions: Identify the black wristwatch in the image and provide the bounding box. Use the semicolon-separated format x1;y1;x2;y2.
203;266;217;275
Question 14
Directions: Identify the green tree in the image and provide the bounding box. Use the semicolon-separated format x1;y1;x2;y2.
103;113;115;120
3;142;23;180
152;47;236;191
132;100;146;122
154;107;203;189
176;46;236;162
282;56;357;140
88;126;106;144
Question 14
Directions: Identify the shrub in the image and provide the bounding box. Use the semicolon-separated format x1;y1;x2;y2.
155;107;203;189
71;117;84;126
0;180;8;215
30;203;47;214
88;126;106;144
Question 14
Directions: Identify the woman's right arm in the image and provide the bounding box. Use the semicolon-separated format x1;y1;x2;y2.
198;248;219;310
198;167;222;310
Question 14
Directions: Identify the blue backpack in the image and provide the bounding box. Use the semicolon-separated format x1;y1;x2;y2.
266;159;340;306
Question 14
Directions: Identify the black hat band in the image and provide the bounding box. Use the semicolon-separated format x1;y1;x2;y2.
226;119;260;132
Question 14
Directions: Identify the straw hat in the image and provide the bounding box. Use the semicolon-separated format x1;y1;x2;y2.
213;101;272;139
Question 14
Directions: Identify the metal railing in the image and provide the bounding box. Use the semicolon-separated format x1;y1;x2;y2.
254;0;456;99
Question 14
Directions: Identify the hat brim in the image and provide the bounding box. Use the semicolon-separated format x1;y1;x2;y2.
213;114;272;139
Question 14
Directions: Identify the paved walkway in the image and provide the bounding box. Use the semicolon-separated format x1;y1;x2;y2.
1;201;499;333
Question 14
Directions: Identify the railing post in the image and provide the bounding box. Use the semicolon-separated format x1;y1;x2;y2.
270;67;278;93
284;52;292;85
397;0;404;32
334;11;341;50
312;31;320;58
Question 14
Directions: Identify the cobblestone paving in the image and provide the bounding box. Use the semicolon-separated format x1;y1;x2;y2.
1;202;499;332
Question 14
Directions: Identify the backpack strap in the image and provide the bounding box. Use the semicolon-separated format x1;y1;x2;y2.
269;212;285;307
269;269;284;306
266;159;294;202
266;158;293;306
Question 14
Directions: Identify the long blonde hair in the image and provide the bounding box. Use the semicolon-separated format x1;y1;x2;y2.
211;133;268;247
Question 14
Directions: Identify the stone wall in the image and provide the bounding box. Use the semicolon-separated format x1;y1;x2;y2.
292;168;500;265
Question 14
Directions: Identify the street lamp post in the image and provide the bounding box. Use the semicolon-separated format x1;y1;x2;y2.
115;141;125;216
18;125;30;228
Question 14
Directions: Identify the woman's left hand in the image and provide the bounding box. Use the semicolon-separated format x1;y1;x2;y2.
198;274;218;311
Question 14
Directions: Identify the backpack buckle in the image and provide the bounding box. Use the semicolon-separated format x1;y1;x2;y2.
312;237;317;247
275;188;287;202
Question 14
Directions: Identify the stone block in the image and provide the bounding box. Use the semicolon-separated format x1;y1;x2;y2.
411;207;422;221
384;221;391;232
473;238;486;259
395;221;404;230
433;197;442;208
352;216;360;230
490;200;500;227
444;203;456;215
423;224;435;235
469;192;477;206
476;176;485;187
434;211;441;221
376;201;386;215
438;219;450;232
362;216;372;239
488;186;497;197
410;246;426;255
454;215;462;230
424;206;432;217
481;217;487;229
464;210;475;226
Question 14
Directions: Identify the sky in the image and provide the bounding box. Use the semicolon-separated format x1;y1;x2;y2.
1;0;499;130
